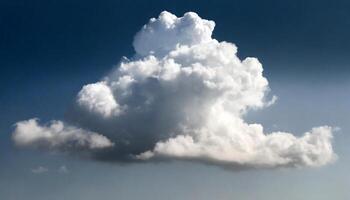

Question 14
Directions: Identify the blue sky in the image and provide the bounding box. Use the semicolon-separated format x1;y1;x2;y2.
1;0;350;199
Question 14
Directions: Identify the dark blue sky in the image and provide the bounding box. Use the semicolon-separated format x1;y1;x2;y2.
2;0;350;79
1;1;349;199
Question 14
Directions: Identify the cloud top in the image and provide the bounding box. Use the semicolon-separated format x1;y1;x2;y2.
133;11;215;57
12;11;336;169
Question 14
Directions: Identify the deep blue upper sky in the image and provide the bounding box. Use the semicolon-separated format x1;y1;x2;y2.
2;0;350;80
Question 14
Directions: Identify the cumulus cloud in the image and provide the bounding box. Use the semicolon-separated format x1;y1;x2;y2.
58;165;69;174
138;126;335;168
12;119;114;151
31;166;48;174
13;11;336;169
77;82;123;118
133;11;215;57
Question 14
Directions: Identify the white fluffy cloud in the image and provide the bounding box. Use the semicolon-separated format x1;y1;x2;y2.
73;11;336;168
13;11;336;169
133;11;215;57
77;82;123;118
12;119;114;151
138;126;335;168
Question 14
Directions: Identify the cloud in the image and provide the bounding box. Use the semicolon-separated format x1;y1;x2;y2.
58;165;69;174
133;11;215;57
31;165;69;174
77;82;123;118
138;126;335;168
12;119;114;151
12;11;336;169
31;166;48;174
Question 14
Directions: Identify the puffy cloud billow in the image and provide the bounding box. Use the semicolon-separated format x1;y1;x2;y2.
13;119;114;151
12;11;336;169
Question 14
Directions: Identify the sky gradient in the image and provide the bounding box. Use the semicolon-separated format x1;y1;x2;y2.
1;0;349;199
